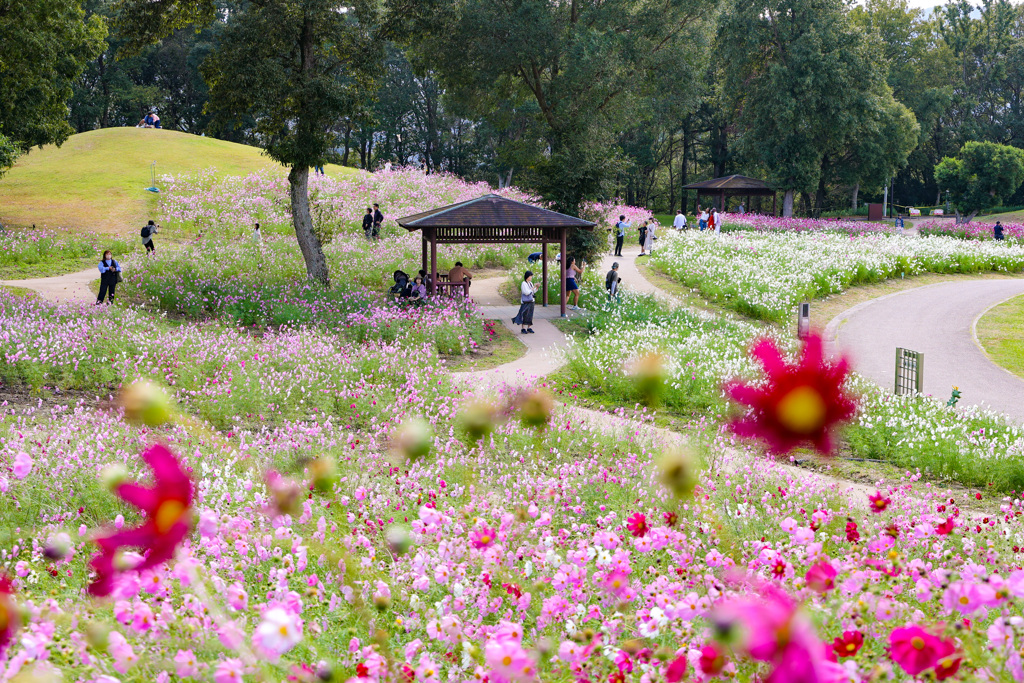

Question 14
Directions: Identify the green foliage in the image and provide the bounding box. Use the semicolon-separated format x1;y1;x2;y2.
0;134;19;180
0;0;105;153
935;141;1024;215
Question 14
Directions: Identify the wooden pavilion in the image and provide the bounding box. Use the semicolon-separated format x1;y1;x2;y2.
682;175;776;215
397;194;596;317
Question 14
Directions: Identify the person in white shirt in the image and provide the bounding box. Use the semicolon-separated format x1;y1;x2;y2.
712;208;721;235
512;271;537;333
699;208;709;231
673;211;687;231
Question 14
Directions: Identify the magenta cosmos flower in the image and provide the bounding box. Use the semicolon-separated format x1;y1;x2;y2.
725;334;855;455
626;513;649;537
889;625;955;676
0;574;19;657
89;444;194;597
471;526;497;549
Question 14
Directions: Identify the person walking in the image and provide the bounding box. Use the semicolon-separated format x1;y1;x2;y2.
141;220;159;254
995;221;1005;241
372;203;384;241
710;208;720;235
314;163;325;176
638;221;647;253
253;222;262;244
643;219;657;255
698;207;708;231
512;271;537;334
362;207;374;240
565;256;584;310
614;215;628;257
96;250;121;305
673;210;687;231
605;262;621;302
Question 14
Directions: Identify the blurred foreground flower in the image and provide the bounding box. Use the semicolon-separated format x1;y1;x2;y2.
725;334;855;455
888;625;960;678
394;418;434;461
657;447;699;499
118;380;174;427
458;400;501;443
629;352;666;407
265;470;303;518
517;389;553;430
88;444;193;597
0;574;19;657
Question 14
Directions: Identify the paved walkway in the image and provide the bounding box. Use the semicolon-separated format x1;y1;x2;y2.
826;278;1024;421
0;268;96;303
455;241;673;386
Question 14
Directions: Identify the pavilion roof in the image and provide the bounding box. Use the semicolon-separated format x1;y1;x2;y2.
681;175;773;192
397;194;595;230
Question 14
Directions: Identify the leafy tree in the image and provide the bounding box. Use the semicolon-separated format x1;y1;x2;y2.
934;140;1024;216
403;0;715;261
114;0;380;286
721;0;919;216
0;134;19;181
0;0;105;153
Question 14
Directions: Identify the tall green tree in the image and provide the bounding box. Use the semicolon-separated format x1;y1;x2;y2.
114;0;380;286
721;0;918;216
402;0;715;259
0;0;105;173
934;140;1024;217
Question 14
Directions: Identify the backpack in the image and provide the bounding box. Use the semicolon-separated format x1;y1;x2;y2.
141;226;151;238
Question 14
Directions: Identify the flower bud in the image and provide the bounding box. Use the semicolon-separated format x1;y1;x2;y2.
385;525;411;556
265;469;302;518
658;447;700;499
43;533;72;561
315;662;333;682
100;464;129;492
518;390;553;430
394;419;433;461
459;400;497;443
309;457;339;493
118;380;173;427
630;352;666;407
85;621;109;651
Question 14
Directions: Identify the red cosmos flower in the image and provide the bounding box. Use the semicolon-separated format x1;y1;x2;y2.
845;520;860;543
934;645;963;681
832;630;864;658
665;654;687;682
889;625;955;676
699;644;726;676
725;334;855;455
869;491;891;514
626;513;649;538
88;444;193;597
0;574;19;657
805;562;837;593
936;517;956;535
663;511;678;527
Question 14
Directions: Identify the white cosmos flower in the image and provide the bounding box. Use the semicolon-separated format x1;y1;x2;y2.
256;607;302;655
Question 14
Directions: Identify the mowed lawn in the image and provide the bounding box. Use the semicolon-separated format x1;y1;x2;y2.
0;128;349;234
977;292;1024;378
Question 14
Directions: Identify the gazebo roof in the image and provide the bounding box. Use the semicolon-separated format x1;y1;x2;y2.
397;194;595;230
682;175;773;192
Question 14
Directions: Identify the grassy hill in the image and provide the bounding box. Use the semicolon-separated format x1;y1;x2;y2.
0;128;349;234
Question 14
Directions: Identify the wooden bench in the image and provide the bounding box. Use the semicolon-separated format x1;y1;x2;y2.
434;274;469;297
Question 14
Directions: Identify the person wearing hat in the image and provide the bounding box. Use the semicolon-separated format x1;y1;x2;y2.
605;262;621;302
512;271;537;334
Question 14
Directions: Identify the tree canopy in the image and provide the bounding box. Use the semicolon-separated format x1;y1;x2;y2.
934;140;1024;215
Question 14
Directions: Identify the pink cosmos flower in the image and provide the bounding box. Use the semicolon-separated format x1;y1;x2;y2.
942;581;994;615
602;569;631;599
0;574;19;657
805;562;837;593
869;491;891;513
665;654;687;682
213;657;245;683
471;526;497;549
255;606;302;655
485;637;535;682
12;452;32;479
889;625;952;676
175;649;199;678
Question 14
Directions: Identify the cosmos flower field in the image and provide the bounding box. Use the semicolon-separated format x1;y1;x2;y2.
2;176;1024;682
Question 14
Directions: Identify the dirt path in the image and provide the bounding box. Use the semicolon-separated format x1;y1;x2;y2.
0;268;97;303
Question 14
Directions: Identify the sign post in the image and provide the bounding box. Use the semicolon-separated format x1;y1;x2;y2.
894;348;924;395
797;302;810;340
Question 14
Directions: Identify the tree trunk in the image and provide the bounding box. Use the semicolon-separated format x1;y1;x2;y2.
667;134;676;214
782;190;795;217
342;124;352;166
851;183;859;212
288;165;331;287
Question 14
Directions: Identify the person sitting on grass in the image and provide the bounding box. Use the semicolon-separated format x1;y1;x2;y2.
512;271;536;334
97;250;121;305
409;276;427;303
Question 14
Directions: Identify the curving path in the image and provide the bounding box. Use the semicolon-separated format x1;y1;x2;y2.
826;278;1024;421
0;268;97;303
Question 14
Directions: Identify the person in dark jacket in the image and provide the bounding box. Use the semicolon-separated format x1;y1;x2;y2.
605;262;621;302
96;250;121;305
995;221;1005;240
362;208;374;240
141;220;158;253
372;203;384;240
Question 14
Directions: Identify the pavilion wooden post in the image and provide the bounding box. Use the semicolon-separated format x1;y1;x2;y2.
429;229;437;295
560;227;567;317
773;193;777;216
421;234;428;275
541;240;548;307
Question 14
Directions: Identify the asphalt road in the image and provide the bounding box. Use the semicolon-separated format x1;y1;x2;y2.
827;279;1024;421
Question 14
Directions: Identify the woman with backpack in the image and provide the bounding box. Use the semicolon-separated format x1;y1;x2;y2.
97;250;122;305
141;220;159;253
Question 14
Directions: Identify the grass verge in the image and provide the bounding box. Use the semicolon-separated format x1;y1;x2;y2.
976;292;1024;379
443;319;528;371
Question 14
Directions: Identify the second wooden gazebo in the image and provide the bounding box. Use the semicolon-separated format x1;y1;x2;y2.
397;195;595;317
682;174;776;215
